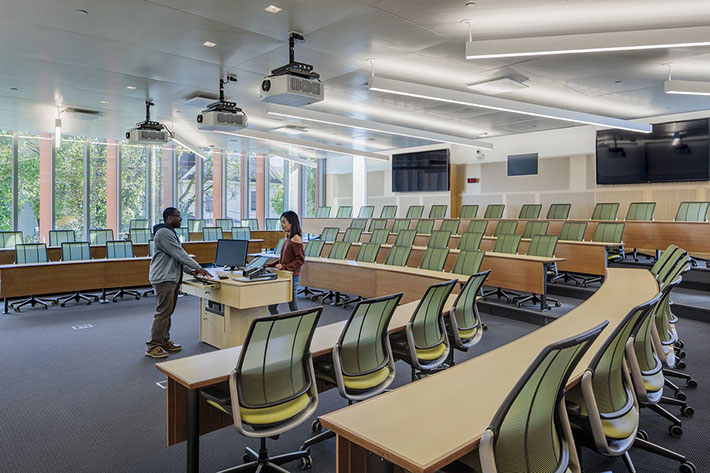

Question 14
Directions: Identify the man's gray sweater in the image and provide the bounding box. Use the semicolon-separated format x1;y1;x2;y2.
149;223;202;285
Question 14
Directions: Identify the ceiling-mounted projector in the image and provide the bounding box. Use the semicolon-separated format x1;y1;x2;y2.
260;31;324;106
197;74;248;131
126;100;170;144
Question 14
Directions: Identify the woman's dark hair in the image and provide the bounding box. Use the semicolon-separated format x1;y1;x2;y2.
281;210;302;238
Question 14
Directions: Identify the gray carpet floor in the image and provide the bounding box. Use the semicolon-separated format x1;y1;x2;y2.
0;287;708;473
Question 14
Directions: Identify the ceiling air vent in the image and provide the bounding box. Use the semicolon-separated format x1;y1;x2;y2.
63;107;102;121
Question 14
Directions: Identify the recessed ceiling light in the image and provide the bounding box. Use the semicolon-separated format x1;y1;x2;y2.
100;100;109;104
614;80;623;84
75;9;88;15
126;85;137;90
10;87;17;91
202;41;217;48
479;132;489;137
265;5;282;13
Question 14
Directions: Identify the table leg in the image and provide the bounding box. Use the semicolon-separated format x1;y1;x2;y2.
187;389;200;473
4;298;8;314
336;435;370;473
540;264;548;311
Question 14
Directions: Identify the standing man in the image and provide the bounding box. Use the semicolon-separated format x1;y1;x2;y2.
146;207;211;359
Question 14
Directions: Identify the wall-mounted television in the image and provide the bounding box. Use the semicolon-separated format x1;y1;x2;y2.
392;149;450;192
508;153;538;176
596;118;710;184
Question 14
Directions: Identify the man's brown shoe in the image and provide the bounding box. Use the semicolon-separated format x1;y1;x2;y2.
164;341;182;352
146;346;169;359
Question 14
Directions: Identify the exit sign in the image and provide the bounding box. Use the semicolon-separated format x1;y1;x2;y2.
467;178;480;183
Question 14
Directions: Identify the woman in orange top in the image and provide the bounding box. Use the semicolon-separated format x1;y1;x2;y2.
267;210;305;314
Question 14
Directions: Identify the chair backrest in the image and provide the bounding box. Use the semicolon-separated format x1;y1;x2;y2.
368;219;388;232
89;229;114;245
452;250;485;276
231;226;251;240
521;221;549;239
106;240;134;259
274;238;286;254
675;201;710;222
304;240;325;258
428;230;451;249
15;243;49;264
129;219;149;229
49;229;76;247
61;241;91;261
202;227;222;242
321;227;340;242
380;205;398;218
450;271;490;333
349;218;368;230
149;239;155;257
650;244;682;278
428;205;447;219
405;205;424;218
315;206;331;218
215;218;234;232
265;218;281;231
558;222;587;241
632;282;675;381
356;243;381;263
592;222;625;243
458;232;484;251
414;219;435;235
335;206;353;218
493;220;518;236
419;247;449;272
187;219;205;232
394;229;416;247
484;204;505;219
357;206;374;218
625;202;656;221
129;228;152;244
175;227;190;242
241;218;259;231
484;323;607;473
526;235;559;258
343;228;363;243
328;241;351;260
370;229;391;245
409;280;457;349
384;245;412;267
465;220;488;234
391;219;411;234
0;231;24;249
518;204;542;219
591;202;619;220
546;203;571;220
459;204;479;219
492;234;522;254
439;219;460;235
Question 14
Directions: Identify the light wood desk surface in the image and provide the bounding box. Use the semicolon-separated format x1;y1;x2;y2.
320;268;659;473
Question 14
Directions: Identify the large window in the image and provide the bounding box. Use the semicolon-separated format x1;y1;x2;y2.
287;161;300;212
203;151;214;222
304;159;318;217
225;152;241;222
0;131;12;231
89;139;108;230
17;133;41;241
150;146;165;224
248;154;257;218
120;143;147;232
55;137;86;238
268;156;285;217
177;147;196;220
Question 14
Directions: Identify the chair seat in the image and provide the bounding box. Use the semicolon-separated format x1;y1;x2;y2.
343;366;390;391
601;406;639;440
203;388;310;426
458;326;478;340
416;343;447;361
643;370;665;393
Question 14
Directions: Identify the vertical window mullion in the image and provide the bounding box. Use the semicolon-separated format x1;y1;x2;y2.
11;131;18;230
84;138;90;238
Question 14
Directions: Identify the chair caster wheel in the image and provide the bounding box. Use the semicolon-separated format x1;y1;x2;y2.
299;455;312;470
311;419;322;433
60;303;67;308
679;461;697;473
43;305;48;310
686;379;698;388
681;406;694;418
677;350;686;359
676;341;685;348
52;300;59;305
677;360;687;370
243;454;250;463
669;425;683;438
637;430;648;440
675;391;687;401
86;301;91;305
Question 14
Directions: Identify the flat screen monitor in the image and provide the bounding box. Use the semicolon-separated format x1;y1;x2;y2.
392;149;450;192
507;153;538;176
214;239;248;270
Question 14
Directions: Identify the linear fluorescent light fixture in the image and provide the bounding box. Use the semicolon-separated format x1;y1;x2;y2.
171;137;207;160
664;79;710;96
268;152;317;168
466;25;710;59
266;103;494;150
368;76;652;133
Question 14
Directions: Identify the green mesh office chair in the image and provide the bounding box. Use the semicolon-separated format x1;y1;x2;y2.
380;205;397;218
129;218;150;229
370;228;391;245
241;218;259;231
465;220;489;234
439;219;460;235
624;202;656;261
521;220;549;239
429;205;448;218
265;218;281;231
175;227;190;242
459;204;479;219
551;222;588;285
368;218;387;232
201;308;322;472
391;279;456;381
335;206;353;218
0;231;23;249
458;232;484;251
89;229;114;246
57;242;99;307
415;219;435;235
518;204;542;219
579;222;626;287
315;206;331;218
10;243;58;312
484;204;505;219
394;229;416;247
675;201;710;222
201;227;222;241
419;247;449;272
272;238;286;255
302;294;402;450
349;218;368;230
546;203;571;220
428;230;451;249
357;205;374;218
405;205;424;218
493;220;518;236
484;234;522;302
103;241;141;302
443;270;490;366
384;245;412;267
187;218;205;232
297;241;326;298
320;227;339;242
516;235;561;310
216;218;235;232
232;226;251;240
342;228;363;243
591;202;619;220
447;323;607;473
355;243;380;263
128;228;152;244
452;250;485;276
391;219;411;234
49;229;76;247
320;242;351;305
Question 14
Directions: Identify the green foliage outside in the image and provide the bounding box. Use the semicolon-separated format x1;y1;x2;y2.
0;132;12;231
54;137;86;238
121;144;147;232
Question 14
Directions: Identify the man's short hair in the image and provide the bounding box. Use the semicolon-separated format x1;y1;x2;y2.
163;207;179;221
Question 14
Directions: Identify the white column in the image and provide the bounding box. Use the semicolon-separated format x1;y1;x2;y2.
352;156;366;213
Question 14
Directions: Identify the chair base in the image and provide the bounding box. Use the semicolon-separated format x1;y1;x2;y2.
629;437;696;473
219;438;312;473
335;295;364;309
297;286;325;298
58;292;99;307
551;271;585;286
482;287;520;303
10;295;58;312
142;288;155;297
100;287;141;303
515;293;560;311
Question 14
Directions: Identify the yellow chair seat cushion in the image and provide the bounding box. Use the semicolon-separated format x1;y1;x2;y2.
643;370;664;393
601;407;639;440
238;393;310;425
416;343;447;361
458;327;478;340
343;366;390;391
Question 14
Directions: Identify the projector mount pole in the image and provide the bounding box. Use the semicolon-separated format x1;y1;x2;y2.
145;100;154;122
288;31;305;64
